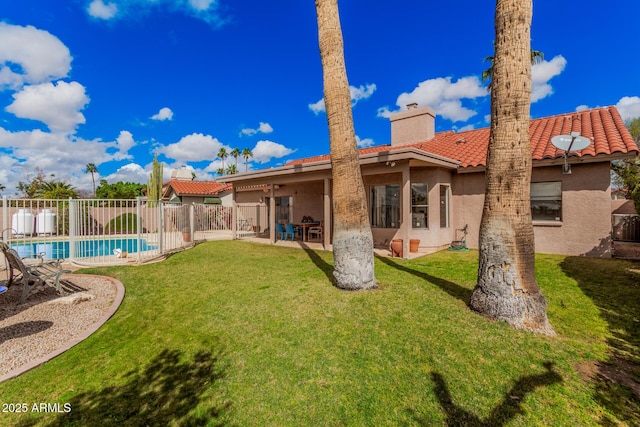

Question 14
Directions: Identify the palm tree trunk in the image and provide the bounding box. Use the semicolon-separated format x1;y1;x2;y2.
315;0;376;290
470;0;554;335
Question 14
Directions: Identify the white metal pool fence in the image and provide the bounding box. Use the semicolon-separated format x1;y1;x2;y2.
0;197;264;265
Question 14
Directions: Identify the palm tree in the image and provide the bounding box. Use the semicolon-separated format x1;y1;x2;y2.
0;183;5;193
217;147;228;174
38;181;78;199
216;167;225;176
230;148;240;172
242;148;253;172
482;49;544;90
470;0;554;335
85;163;98;197
315;0;376;290
225;164;237;175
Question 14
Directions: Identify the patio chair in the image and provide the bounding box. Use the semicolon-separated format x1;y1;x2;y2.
284;223;296;241
308;221;323;241
0;241;71;304
275;223;285;240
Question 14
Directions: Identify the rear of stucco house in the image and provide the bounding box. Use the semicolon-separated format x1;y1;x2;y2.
220;105;638;258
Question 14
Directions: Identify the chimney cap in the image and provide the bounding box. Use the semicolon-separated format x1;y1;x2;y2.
407;103;418;110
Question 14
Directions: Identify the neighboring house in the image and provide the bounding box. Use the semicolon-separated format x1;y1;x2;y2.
219;105;639;258
163;170;232;206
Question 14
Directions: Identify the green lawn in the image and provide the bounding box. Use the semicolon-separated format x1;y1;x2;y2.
1;241;638;426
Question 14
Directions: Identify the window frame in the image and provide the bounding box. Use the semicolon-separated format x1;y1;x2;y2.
530;181;562;222
440;184;450;228
411;183;429;229
370;184;401;228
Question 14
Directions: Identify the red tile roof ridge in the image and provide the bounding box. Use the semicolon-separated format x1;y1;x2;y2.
284;106;637;169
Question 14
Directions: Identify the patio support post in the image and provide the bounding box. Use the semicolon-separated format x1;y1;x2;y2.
401;162;411;259
231;186;237;240
269;184;276;244
323;177;331;249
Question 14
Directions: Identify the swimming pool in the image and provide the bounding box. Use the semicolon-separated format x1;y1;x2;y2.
11;238;157;259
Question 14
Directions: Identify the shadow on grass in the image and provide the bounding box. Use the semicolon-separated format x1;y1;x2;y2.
302;247;335;284
411;362;562;426
18;348;230;427
375;255;472;304
560;256;640;426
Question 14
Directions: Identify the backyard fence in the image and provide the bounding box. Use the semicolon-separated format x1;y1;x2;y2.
612;214;640;242
0;197;244;266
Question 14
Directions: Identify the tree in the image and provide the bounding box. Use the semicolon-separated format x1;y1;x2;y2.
148;154;163;207
470;0;555;335
242;148;253;172
85;163;98;197
217;147;228;174
225;164;237;175
0;183;5;193
315;0;376;290
611;116;640;213
482;49;544;90
230;148;240;172
38;181;78;199
17;167;48;198
216;167;225;176
96;180;146;199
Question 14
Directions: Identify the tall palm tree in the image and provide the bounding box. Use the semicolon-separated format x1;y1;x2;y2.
470;0;554;335
85;163;98;197
315;0;376;290
230;148;240;171
242;148;253;172
217;147;228;174
482;49;544;90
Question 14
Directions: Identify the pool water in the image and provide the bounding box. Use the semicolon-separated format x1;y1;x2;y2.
11;238;157;259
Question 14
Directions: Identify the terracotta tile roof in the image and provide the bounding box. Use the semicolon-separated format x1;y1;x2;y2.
166;180;231;196
287;106;638;169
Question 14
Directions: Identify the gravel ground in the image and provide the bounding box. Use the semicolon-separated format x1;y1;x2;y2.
0;273;118;377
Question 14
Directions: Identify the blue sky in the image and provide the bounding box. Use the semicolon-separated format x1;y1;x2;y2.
1;0;639;195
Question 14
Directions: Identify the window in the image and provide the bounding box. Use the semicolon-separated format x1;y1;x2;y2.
440;185;450;228
531;182;561;221
275;196;292;223
411;183;428;229
370;185;400;228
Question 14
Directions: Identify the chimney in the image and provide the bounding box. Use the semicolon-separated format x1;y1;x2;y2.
171;167;193;181
390;104;436;146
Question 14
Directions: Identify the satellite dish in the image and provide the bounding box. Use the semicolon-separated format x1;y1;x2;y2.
550;132;591;175
551;133;591;152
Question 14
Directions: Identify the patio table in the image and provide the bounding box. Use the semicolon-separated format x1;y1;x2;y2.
294;222;320;242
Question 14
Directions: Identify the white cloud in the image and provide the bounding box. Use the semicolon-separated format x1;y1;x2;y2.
252;140;295;164
0;126;130;194
575;104;589;112
0;23;72;88
309;98;326;115
104;162;148;184
87;0;119;19
112;130;136;160
382;76;486;122
356;135;375;148
531;55;567;103
240;121;273;137
616;96;640;121
84;0;226;27
157;133;225;162
151;107;174;121
309;83;377;115
6;81;90;133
